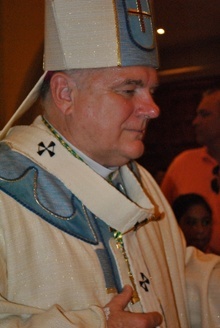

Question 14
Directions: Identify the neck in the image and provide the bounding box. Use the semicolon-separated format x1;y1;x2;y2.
42;116;118;178
207;142;220;163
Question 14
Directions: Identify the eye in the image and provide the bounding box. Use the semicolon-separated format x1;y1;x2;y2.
123;89;136;95
202;217;212;226
186;217;196;226
198;110;211;118
115;87;136;97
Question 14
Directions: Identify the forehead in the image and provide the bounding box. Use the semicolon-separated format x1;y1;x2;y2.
85;66;158;85
185;204;210;218
198;91;220;113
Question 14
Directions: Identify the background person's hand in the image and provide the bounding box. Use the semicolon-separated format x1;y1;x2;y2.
104;285;163;328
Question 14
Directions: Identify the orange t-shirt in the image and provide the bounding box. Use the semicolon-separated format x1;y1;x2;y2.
161;147;220;254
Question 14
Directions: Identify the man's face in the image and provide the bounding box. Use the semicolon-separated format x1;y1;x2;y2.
66;66;159;167
193;91;220;146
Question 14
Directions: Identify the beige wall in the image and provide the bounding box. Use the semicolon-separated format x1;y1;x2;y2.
0;0;44;129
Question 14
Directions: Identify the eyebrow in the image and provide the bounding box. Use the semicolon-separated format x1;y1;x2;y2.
114;79;144;88
197;108;210;113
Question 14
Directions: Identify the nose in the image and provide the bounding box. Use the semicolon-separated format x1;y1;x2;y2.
135;93;160;119
192;111;201;126
194;223;206;235
192;116;198;126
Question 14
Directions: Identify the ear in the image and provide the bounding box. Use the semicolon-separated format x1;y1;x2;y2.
50;72;75;115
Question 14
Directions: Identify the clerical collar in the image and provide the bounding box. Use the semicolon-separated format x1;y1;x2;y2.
42;116;118;179
71;145;118;179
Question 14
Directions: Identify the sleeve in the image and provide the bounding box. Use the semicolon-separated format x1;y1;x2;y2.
0;210;107;328
0;300;107;327
185;247;220;328
0;261;107;328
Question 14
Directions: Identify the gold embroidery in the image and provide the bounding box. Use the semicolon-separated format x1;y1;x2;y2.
127;0;151;33
112;0;121;66
42;116;84;162
106;287;117;294
112;229;140;304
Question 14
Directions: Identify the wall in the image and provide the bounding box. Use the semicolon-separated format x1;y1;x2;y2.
0;0;44;129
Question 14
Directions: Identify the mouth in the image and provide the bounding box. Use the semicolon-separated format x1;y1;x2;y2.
128;128;146;138
193;238;208;245
130;128;145;132
128;122;148;133
124;121;148;140
194;127;203;135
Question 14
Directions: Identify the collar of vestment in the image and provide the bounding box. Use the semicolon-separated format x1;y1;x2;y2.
43;118;118;179
3;116;155;234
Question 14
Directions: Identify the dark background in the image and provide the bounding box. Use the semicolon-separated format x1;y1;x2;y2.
137;0;220;176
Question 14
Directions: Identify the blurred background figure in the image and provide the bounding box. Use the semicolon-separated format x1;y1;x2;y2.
161;87;220;254
172;193;213;253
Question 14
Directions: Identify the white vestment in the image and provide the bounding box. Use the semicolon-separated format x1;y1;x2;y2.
0;117;219;327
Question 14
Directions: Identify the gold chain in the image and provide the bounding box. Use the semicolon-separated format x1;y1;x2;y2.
112;230;140;304
42;116;84;162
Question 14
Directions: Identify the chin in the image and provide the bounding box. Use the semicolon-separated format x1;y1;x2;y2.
195;135;205;145
116;142;145;165
127;148;145;161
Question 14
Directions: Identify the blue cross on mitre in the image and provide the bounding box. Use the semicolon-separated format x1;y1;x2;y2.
115;0;158;68
125;0;154;50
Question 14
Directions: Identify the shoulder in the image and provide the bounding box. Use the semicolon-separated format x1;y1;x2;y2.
0;142;32;177
0;141;76;225
168;147;205;168
174;147;204;160
0;141;72;202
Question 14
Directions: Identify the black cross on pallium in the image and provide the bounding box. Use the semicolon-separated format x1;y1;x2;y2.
139;272;150;292
127;0;151;33
37;141;56;157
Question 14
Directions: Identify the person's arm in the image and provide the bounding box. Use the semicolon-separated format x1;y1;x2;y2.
0;222;105;327
0;286;162;328
185;247;220;328
104;285;162;328
0;301;105;327
0;231;162;328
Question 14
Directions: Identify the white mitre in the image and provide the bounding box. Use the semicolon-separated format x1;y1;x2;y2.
0;0;158;139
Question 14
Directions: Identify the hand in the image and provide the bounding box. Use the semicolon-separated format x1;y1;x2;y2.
103;285;163;328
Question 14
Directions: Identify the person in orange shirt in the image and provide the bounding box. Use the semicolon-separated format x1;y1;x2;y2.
161;87;220;254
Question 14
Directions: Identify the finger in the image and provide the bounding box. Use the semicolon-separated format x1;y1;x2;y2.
105;284;133;311
123;311;163;328
145;312;163;328
105;310;163;328
113;285;134;309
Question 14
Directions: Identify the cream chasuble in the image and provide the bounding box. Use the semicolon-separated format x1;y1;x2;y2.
2;116;220;327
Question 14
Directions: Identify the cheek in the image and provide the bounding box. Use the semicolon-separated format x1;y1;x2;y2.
81;109;116;143
99;107;131;134
206;226;212;236
102;94;133;120
180;225;193;239
79;94;133;140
